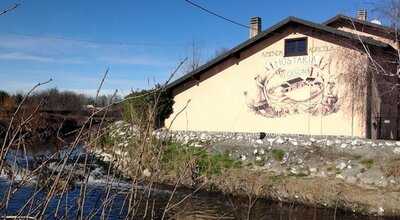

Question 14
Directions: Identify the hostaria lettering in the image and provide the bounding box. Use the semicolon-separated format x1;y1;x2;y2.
261;46;337;57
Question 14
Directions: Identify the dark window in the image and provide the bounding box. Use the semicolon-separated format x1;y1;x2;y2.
284;38;308;57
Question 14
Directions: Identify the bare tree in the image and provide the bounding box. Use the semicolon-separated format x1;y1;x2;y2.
372;0;400;28
214;47;230;57
183;40;203;73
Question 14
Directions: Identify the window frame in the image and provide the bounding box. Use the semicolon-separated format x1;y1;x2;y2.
284;37;308;57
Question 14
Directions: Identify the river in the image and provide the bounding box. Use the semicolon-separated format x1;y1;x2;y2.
1;146;399;219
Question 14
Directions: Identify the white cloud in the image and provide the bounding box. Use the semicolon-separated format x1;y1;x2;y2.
0;52;85;64
97;55;172;66
0;34;98;51
0;52;55;62
0;33;182;93
0;34;176;66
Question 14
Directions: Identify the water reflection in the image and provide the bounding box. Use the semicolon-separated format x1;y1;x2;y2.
2;178;400;220
1;145;400;220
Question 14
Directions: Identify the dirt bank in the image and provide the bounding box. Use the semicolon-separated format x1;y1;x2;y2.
92;123;400;217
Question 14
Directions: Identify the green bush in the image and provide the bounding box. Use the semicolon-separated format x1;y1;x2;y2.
271;149;286;161
162;143;241;177
123;85;174;129
360;159;374;169
0;90;9;105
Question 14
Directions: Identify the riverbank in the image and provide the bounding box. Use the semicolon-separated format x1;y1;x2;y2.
4;177;396;220
91;122;400;217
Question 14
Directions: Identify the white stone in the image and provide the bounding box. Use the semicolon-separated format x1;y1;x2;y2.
276;137;285;144
241;155;247;161
101;153;113;162
309;167;317;173
396;141;400;146
253;149;258;155
385;141;394;147
256;156;262;161
393;147;400;154
378;207;384;215
267;138;275;145
260;149;265;155
336;162;347;170
142;168;151;177
183;136;190;144
340;143;347;149
326;140;333;146
194;143;203;148
114;149;123;155
256;139;263;144
336;174;344;179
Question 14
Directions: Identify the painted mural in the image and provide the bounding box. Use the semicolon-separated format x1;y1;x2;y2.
246;54;339;118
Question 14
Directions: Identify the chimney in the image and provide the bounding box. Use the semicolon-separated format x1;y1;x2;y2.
250;17;262;38
356;9;367;21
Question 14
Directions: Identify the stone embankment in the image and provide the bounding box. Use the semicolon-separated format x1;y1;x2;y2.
92;122;400;216
155;130;400;187
154;130;400;216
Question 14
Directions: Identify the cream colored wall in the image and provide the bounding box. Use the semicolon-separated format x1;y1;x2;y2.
165;32;368;137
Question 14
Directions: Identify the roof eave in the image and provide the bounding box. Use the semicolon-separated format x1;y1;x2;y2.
166;16;393;92
323;14;396;34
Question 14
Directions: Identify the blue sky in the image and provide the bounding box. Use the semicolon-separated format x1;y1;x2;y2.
0;0;375;96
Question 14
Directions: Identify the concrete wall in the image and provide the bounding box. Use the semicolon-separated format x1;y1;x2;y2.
165;27;377;137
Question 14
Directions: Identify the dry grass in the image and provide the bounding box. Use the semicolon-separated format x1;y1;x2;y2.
384;158;400;177
0;60;204;219
206;168;400;216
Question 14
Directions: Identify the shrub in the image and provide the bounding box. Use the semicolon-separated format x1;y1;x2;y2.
0;90;15;111
123;85;174;129
360;159;374;169
271;149;285;161
0;90;9;103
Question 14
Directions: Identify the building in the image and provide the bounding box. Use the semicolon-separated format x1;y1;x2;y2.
165;10;399;139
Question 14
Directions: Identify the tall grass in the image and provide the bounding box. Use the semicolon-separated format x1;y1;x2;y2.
0;59;215;219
